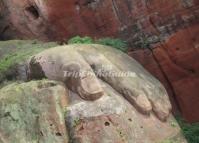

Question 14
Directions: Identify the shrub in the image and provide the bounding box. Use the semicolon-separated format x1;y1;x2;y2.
176;116;199;143
67;36;128;52
96;38;128;52
67;36;94;44
0;40;57;82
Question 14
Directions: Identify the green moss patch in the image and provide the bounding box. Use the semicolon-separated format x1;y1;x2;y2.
176;116;199;143
67;36;128;52
0;80;68;143
67;36;94;44
0;40;58;82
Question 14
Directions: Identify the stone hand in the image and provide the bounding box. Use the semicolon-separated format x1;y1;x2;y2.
28;44;172;121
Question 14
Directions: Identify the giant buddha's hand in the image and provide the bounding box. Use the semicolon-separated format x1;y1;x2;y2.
28;44;172;121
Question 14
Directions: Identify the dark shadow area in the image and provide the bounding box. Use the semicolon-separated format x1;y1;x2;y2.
0;25;10;40
25;5;39;19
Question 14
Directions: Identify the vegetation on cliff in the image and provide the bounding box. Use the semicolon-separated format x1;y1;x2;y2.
0;40;198;143
176;117;199;143
0;40;57;82
67;36;128;52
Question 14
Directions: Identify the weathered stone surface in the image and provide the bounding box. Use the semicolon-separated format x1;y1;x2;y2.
0;0;55;40
0;0;198;122
0;80;69;143
28;44;172;121
28;46;104;101
0;0;198;45
0;80;187;143
65;80;186;143
129;24;199;122
0;40;57;82
0;41;187;143
128;49;179;113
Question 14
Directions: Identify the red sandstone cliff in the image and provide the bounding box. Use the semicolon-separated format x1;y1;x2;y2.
0;0;199;122
1;0;198;43
129;23;199;122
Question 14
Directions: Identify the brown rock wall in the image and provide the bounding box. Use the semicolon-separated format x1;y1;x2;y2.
130;24;199;122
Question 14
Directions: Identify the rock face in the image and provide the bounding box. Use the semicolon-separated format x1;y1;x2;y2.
0;80;186;143
129;24;199;122
0;0;198;45
0;40;58;82
0;80;69;143
0;0;198;123
66;80;186;143
0;41;187;142
27;44;172;122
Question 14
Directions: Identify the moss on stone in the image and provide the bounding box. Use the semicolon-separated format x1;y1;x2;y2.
0;40;58;82
0;80;68;143
67;36;128;52
176;116;199;143
160;140;179;143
